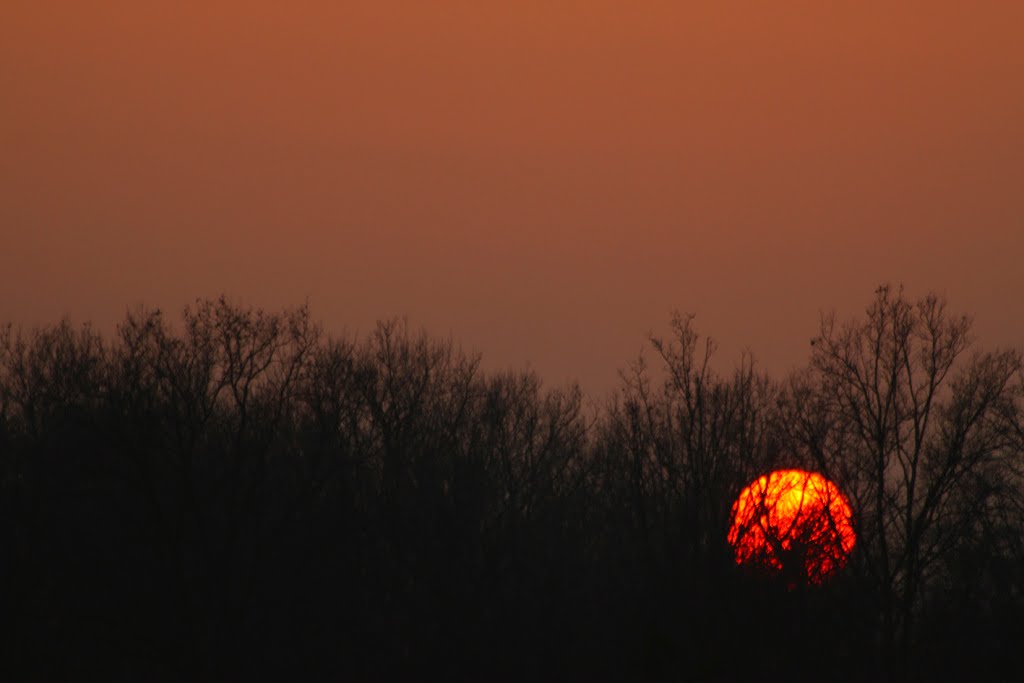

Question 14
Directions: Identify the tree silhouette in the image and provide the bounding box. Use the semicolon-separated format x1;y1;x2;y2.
0;289;1020;681
784;285;1024;674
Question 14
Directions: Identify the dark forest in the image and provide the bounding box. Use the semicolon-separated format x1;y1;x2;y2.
1;285;1021;681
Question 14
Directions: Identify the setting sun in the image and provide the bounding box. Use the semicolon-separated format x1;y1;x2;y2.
728;469;855;585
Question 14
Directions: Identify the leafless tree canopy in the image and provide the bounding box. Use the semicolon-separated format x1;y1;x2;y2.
0;288;1020;681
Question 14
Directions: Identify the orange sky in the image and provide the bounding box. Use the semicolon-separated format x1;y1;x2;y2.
3;2;1022;394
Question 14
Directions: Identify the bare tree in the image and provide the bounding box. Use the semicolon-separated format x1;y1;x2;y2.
787;285;1023;670
596;313;778;580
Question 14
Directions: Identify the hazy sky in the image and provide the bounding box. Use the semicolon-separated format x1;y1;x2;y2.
3;2;1022;395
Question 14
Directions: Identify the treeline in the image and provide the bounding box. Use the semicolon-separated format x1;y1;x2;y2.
0;287;1021;681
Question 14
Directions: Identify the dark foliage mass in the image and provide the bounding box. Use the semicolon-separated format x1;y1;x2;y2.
0;286;1021;681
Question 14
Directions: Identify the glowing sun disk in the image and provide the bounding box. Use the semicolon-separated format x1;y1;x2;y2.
728;469;855;584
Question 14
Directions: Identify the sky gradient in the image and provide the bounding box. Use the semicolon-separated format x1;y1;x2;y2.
3;2;1022;394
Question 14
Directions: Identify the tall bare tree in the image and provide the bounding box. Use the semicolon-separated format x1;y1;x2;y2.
786;285;1023;670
